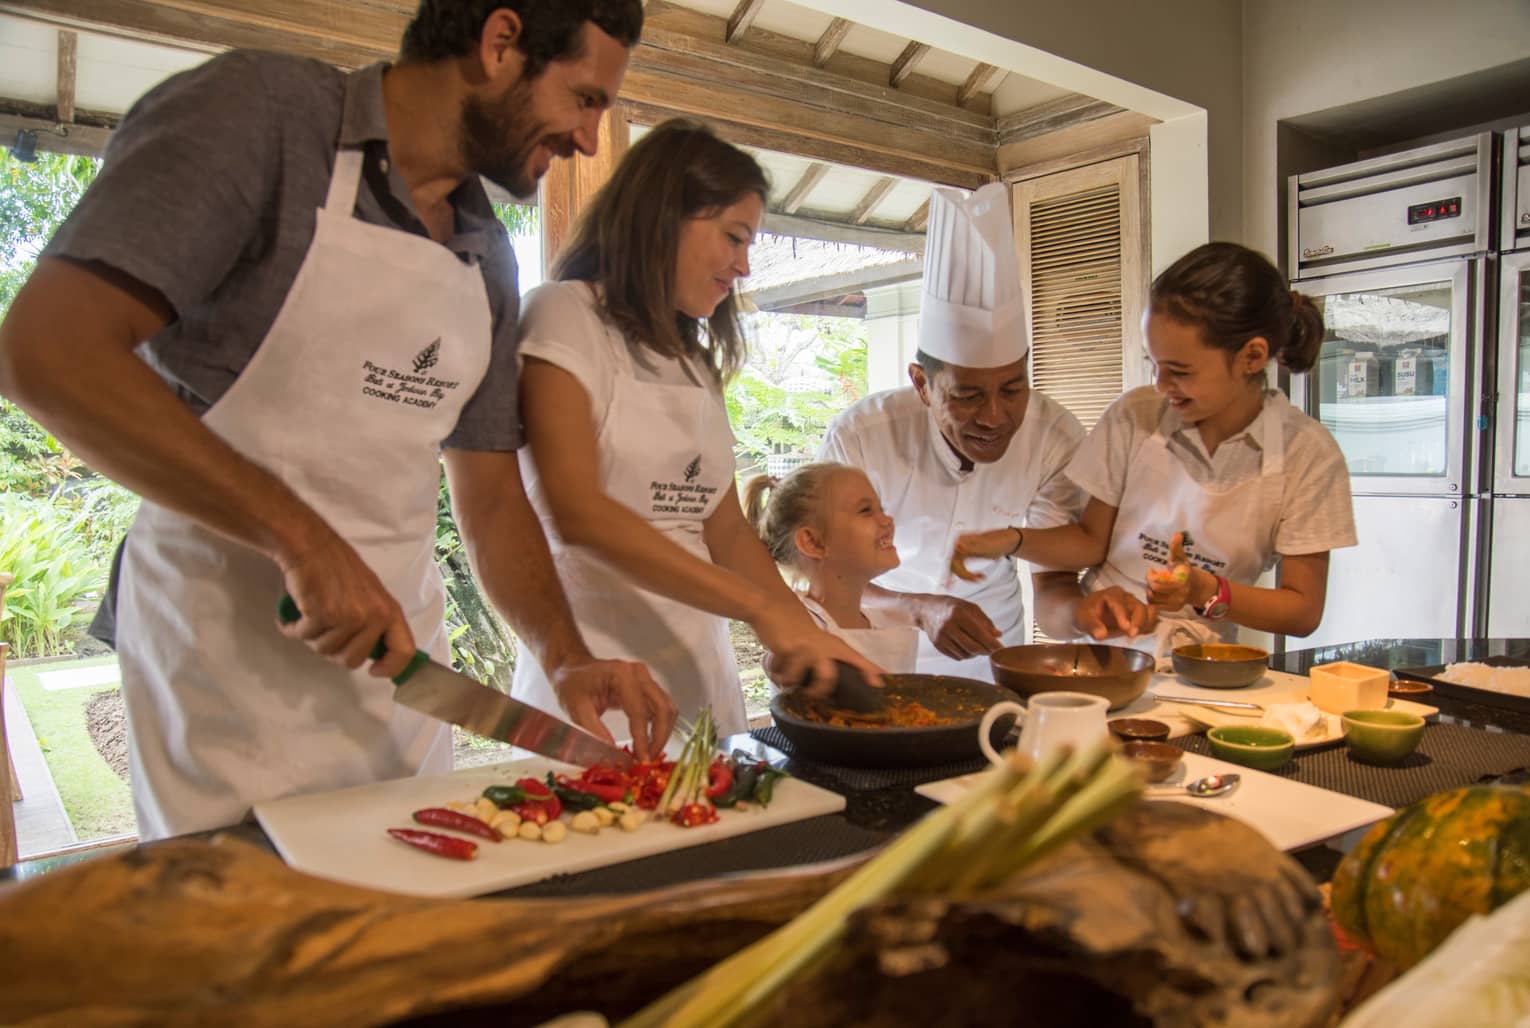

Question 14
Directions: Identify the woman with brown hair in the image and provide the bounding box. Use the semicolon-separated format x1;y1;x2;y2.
509;119;879;739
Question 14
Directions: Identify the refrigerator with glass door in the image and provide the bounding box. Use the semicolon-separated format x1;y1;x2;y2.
1287;133;1495;649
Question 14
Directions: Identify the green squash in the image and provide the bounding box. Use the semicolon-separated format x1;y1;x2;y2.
1332;784;1530;969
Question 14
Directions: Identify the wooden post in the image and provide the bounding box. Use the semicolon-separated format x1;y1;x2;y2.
1;640;16;866
0;571;16;811
539;112;630;275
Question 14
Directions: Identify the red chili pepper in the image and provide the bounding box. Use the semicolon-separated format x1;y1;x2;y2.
387;827;479;860
412;807;501;843
572;765;632;804
671;802;720;828
704;759;734;800
513;777;562;822
629;760;675;810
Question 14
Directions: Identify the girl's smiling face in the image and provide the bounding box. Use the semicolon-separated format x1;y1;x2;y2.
1145;311;1269;427
797;469;899;577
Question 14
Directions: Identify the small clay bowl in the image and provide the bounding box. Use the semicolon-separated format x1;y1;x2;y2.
1207;725;1295;771
1387;678;1434;699
1109;718;1171;743
1342;709;1426;766
1122;740;1184;783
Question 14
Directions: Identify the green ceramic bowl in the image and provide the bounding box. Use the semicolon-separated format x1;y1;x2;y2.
1342;709;1426;766
1206;725;1295;771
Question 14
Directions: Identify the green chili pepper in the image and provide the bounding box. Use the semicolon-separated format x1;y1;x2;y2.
481;785;530;809
753;769;788;808
714;763;762;809
545;772;605;811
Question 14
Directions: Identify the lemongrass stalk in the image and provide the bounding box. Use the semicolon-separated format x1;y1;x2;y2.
992;759;1142;879
942;785;1057;895
626;765;1015;1028
900;757;1036;894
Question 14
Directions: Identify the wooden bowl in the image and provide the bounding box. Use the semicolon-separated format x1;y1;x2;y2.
1109;718;1171;743
1171;643;1270;689
990;643;1154;711
1122;741;1184;783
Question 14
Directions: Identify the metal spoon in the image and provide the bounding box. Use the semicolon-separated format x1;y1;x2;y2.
1149;773;1241;798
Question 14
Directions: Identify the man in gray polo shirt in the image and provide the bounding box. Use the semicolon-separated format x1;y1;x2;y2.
0;0;677;838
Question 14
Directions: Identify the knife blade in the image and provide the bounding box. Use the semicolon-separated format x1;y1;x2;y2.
278;596;633;769
1154;694;1265;715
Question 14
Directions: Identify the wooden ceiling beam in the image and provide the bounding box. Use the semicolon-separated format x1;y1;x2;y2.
850;176;896;225
3;0;1000;188
957;63;1005;107
778;162;829;215
812;17;851;67
904;198;930;233
763;210;925;251
622;99;988;190
724;0;765;45
55;30;77;124
889;42;929;88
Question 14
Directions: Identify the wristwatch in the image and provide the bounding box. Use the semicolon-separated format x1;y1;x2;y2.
1195;575;1232;621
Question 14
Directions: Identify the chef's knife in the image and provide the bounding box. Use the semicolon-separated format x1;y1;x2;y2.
278;596;633;769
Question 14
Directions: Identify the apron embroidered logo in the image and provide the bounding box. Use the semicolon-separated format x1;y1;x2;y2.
361;356;461;410
651;457;719;516
413;339;441;374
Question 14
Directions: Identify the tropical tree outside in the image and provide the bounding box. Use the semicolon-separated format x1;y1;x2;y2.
727;312;869;475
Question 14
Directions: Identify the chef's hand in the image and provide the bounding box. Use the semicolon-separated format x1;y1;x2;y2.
949;528;1021;583
276;529;417;679
911;594;1002;660
1073;585;1157;641
754;601;883;698
551;658;677;763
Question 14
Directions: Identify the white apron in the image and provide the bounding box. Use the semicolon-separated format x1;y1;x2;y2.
117;149;491;839
797;594;920;673
1082;393;1287;654
511;330;747;738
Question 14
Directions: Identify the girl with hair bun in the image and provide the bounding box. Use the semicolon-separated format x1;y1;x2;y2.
1007;241;1358;649
743;463;919;672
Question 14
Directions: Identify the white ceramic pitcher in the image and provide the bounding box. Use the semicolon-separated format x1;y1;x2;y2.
979;691;1110;764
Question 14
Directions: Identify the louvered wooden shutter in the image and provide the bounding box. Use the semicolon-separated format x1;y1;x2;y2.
1014;156;1143;431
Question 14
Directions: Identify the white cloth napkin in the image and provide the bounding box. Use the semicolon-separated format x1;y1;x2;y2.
1260;701;1325;740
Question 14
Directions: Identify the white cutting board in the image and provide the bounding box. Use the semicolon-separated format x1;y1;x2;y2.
1108;669;1437;749
917;750;1394;852
254;757;846;898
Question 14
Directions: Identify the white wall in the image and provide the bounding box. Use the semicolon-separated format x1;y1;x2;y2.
1242;0;1530;259
864;280;923;395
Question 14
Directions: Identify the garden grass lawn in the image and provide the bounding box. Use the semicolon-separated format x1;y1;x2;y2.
11;657;136;840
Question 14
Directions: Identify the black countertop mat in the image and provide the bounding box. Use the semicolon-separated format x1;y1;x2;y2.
497;813;889;897
749;725;989;792
1170;721;1530;809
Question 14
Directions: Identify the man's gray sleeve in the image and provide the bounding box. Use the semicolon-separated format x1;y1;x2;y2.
43;51;279;319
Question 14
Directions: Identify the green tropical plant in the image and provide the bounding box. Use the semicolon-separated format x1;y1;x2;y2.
434;468;518;689
492;201;538;239
1;150;100;316
727;313;869;471
0;494;98;657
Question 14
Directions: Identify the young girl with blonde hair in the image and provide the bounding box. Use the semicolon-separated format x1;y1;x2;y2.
744;462;920;672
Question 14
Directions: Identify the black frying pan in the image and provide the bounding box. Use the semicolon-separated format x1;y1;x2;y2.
769;673;1016;768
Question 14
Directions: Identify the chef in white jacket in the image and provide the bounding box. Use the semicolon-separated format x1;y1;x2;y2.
817;183;1085;681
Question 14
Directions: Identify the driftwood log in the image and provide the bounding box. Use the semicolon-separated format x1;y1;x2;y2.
0;802;1338;1027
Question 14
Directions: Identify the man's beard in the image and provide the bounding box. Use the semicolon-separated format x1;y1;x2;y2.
459;78;569;200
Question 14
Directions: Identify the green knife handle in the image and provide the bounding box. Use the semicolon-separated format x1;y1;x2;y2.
277;593;429;686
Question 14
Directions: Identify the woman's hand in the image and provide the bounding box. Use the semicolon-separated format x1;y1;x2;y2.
1145;531;1199;610
949;528;1021;583
753;600;884;697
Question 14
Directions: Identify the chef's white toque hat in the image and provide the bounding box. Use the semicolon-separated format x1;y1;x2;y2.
917;182;1029;368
